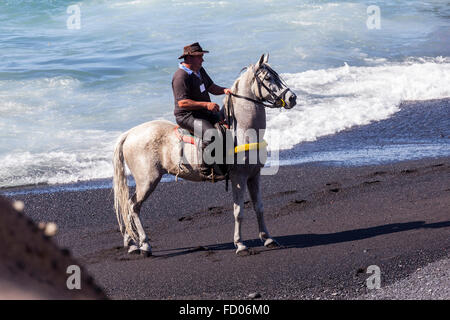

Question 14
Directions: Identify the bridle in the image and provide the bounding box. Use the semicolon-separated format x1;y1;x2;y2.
226;63;293;129
230;63;292;109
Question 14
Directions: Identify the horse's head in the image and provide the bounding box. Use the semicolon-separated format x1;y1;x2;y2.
251;54;297;109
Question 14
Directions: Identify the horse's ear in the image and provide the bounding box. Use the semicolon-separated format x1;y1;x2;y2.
264;53;269;63
256;54;265;68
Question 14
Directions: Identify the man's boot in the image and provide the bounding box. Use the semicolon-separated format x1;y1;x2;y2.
199;164;225;182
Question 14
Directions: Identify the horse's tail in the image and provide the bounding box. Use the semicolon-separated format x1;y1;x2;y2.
112;131;138;242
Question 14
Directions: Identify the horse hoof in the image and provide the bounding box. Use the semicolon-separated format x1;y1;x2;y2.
235;244;249;256
140;243;152;257
264;238;279;248
236;248;250;256
128;245;140;254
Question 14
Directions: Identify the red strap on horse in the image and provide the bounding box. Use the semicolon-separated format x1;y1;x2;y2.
174;126;195;145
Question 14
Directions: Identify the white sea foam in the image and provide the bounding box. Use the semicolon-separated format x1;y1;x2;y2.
2;59;449;187
0;129;119;188
110;0;147;8
0;150;114;188
265;58;450;150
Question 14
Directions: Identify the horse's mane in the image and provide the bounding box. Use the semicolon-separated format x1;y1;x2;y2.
223;64;254;109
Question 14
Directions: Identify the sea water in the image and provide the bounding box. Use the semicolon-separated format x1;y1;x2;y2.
0;0;449;188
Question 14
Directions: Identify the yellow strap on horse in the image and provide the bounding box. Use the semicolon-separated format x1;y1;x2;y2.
232;140;268;154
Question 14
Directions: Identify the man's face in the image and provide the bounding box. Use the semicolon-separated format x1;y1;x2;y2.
186;54;204;71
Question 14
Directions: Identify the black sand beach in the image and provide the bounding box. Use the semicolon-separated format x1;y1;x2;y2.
2;157;449;299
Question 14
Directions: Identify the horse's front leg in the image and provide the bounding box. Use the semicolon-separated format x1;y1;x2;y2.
247;172;278;248
231;175;249;255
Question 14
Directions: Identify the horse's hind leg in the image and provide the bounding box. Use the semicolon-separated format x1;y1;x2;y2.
247;173;278;248
128;172;162;256
123;233;135;250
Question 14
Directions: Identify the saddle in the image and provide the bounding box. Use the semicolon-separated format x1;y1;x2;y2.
174;122;230;182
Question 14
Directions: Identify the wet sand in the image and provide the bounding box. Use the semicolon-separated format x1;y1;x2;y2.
2;157;449;299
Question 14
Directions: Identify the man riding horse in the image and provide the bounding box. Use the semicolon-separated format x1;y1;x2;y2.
172;42;231;181
114;52;297;256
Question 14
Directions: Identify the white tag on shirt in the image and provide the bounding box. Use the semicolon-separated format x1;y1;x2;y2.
200;83;205;93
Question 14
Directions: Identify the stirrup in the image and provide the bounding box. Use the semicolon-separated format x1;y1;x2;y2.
200;166;226;183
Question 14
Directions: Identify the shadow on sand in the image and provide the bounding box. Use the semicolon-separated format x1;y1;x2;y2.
152;220;450;259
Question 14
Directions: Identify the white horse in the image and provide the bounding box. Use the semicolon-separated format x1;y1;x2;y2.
113;54;297;256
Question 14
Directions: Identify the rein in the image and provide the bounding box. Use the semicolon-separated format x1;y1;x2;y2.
229;92;286;108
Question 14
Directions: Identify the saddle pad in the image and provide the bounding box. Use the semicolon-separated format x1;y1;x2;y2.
174;126;196;145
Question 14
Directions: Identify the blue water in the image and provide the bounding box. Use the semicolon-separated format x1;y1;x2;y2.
0;0;449;188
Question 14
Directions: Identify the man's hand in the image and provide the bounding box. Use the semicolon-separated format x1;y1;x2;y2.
208;84;232;96
206;102;220;112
